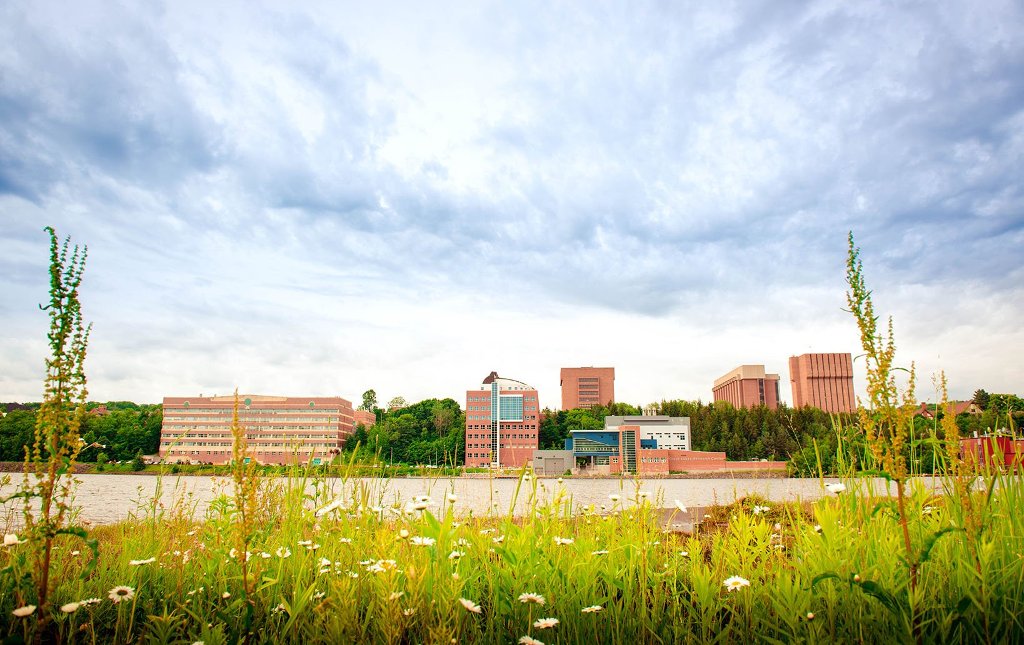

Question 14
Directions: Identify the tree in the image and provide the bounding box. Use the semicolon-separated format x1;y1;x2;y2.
359;389;377;412
972;389;990;409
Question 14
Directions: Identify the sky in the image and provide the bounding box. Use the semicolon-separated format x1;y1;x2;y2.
1;0;1022;411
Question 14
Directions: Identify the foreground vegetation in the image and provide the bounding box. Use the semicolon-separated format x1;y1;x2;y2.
2;464;1023;643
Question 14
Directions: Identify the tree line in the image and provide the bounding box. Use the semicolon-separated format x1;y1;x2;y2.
3;388;1018;473
0;402;162;464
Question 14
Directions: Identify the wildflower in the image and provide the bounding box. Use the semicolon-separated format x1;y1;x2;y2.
108;586;135;604
276;547;292;558
222;592;231;599
609;494;620;502
411;536;436;547
306;543;321;551
922;506;935;517
519;637;544;645
492;535;505;544
297;540;313;546
447;493;458;503
553;537;574;545
591;549;609;556
674;500;687;513
260;552;271;559
12;605;36;617
679;551;689;557
723;576;750;592
389;591;404;601
806;612;815;621
61;602;80;613
228;548;238;559
411;498;430;511
479;528;496;535
638;491;651;499
459;597;482;613
825;483;846;494
187;587;204;596
452;572;460;579
339;537;352;544
813;525;822;533
272;603;286;614
752;505;770;515
557;477;564;484
3;534;26;547
79;598;102;606
399;529;410;539
129;557;157;566
71;550;80;556
582;605;604;613
403;607;416;616
313;591;326;600
315;498;345;517
448;550;465;560
853;574;861;583
518;592;546;605
533;617;559;629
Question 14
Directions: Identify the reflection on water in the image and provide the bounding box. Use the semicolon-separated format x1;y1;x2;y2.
0;474;940;527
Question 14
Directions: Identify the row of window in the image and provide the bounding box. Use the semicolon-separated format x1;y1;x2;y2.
466;422;537;431
167;408;345;415
165;442;337;449
163;425;338;432
165;417;339;423
162;432;338;440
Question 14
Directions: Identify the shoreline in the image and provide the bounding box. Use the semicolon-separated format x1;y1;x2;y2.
0;461;792;479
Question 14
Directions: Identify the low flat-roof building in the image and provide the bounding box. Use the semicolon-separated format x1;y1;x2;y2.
533;450;575;476
160;394;354;465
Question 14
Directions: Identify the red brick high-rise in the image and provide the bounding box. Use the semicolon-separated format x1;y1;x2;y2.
712;365;781;410
560;367;615;410
465;371;540;468
789;353;856;413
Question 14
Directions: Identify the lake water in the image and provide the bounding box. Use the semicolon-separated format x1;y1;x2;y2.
0;473;946;528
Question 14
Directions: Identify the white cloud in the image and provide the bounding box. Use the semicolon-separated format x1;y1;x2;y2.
1;0;1022;408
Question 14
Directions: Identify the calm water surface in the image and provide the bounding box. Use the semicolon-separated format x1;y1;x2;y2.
1;474;944;527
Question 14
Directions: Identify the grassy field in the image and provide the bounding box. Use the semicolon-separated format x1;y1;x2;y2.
2;462;1023;644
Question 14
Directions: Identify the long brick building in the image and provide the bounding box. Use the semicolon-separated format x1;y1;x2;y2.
160;394;354;465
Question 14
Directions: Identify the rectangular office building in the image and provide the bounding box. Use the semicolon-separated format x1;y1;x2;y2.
712;365;781;410
160;394;354;465
560;366;615;410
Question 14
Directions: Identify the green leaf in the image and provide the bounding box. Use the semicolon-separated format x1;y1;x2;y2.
918;527;965;564
854;579;902;616
809;572;841;589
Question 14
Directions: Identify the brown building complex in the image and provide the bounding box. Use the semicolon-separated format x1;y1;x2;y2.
160;394;354;465
560;366;615;410
712;365;781;410
789;353;856;413
465;371;540;468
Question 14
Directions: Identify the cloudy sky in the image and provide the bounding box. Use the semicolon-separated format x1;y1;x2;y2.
1;0;1022;410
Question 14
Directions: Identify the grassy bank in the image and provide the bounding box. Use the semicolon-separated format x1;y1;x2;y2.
2;464;1023;643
